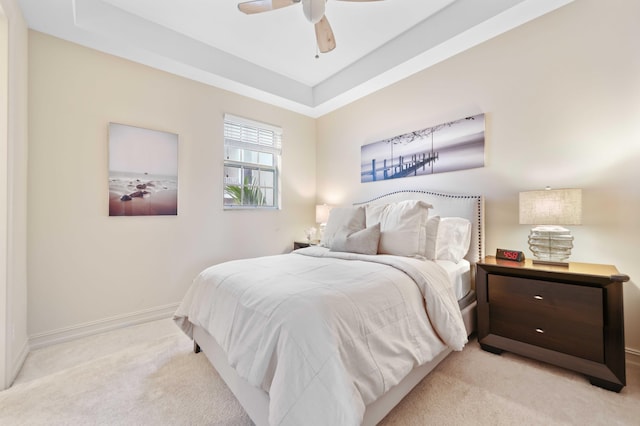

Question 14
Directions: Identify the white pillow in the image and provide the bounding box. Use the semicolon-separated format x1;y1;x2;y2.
320;206;366;248
436;217;472;263
330;223;381;255
424;215;441;260
374;200;433;258
365;203;387;227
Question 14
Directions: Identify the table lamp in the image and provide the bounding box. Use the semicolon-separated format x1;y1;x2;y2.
519;187;582;266
315;204;332;241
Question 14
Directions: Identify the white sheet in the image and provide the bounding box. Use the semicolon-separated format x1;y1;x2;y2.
435;259;471;300
174;247;467;426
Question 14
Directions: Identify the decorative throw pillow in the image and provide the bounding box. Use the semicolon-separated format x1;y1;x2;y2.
376;200;433;258
436;217;472;263
330;223;381;255
320;206;366;248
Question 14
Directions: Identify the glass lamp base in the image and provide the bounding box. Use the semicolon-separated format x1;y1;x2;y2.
528;225;574;266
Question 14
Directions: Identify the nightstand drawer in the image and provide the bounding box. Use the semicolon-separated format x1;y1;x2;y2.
487;275;603;327
489;303;604;362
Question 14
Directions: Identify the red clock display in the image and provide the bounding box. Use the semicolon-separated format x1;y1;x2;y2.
496;248;525;262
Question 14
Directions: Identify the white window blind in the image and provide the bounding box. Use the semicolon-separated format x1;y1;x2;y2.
223;114;282;209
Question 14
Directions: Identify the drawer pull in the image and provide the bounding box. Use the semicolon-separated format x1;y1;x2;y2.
534;295;544;300
535;328;545;334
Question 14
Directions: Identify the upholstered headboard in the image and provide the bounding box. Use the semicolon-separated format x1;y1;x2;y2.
354;190;485;265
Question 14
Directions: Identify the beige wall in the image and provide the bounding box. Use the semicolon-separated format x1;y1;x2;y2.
27;32;316;340
0;0;28;389
316;0;640;354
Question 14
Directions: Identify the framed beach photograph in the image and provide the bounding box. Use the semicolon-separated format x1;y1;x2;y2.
361;114;485;183
108;123;178;216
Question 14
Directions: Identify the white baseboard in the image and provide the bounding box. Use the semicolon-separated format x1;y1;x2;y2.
29;303;179;350
9;339;30;387
626;347;640;367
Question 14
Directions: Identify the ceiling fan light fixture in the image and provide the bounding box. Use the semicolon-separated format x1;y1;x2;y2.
238;0;381;54
302;0;326;23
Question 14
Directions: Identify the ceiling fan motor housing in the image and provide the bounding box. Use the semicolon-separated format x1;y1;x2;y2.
302;0;326;23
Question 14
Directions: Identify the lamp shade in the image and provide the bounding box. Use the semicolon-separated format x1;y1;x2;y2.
315;204;331;224
519;188;582;226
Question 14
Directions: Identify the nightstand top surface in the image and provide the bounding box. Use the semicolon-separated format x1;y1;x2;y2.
479;256;629;282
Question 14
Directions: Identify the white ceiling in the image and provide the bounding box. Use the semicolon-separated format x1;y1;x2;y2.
17;0;572;117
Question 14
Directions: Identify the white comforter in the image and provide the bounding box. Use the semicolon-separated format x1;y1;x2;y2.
174;247;467;426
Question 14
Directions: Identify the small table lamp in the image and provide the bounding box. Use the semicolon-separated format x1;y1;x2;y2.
519;187;582;266
315;204;332;241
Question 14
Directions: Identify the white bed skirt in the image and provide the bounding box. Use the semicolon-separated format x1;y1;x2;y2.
193;298;477;426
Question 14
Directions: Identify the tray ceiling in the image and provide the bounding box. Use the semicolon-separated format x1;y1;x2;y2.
18;0;572;117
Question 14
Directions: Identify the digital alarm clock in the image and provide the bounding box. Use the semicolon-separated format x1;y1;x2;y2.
496;248;525;262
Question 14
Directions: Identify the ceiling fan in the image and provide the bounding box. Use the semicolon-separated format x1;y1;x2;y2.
238;0;383;54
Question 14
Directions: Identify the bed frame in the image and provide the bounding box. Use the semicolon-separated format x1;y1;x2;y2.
193;190;484;425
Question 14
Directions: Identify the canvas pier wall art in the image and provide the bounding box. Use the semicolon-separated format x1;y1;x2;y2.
108;123;178;216
361;114;485;183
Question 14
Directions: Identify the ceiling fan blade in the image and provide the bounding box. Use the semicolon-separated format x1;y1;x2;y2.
315;15;336;53
238;0;298;15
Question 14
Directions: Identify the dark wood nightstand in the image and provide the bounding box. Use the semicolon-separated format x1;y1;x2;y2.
476;256;630;392
293;241;318;250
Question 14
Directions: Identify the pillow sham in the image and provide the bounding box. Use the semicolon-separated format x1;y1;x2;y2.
436;217;472;263
320;206;366;248
372;200;433;258
365;203;388;228
330;223;381;255
424;215;441;260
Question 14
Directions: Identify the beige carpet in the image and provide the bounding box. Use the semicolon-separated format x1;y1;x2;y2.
1;319;639;425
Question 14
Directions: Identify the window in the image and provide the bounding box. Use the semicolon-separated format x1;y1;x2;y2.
223;114;281;209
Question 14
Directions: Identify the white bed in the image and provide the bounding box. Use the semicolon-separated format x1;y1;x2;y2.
174;190;484;425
